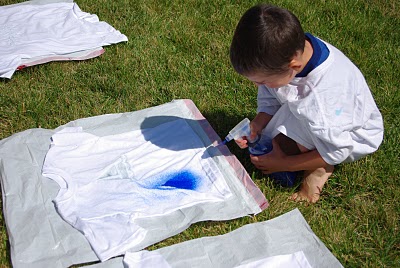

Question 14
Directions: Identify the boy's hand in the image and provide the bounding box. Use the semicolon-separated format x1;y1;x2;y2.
250;139;288;174
235;137;249;149
235;112;272;149
234;120;261;148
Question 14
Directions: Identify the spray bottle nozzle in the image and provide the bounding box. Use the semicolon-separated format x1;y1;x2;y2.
219;118;259;146
218;139;228;146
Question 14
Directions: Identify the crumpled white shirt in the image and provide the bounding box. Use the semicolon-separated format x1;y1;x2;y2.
0;1;128;78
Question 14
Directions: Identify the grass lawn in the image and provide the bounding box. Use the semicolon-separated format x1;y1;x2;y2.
0;0;399;267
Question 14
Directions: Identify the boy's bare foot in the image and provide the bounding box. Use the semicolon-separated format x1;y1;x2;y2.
291;165;334;203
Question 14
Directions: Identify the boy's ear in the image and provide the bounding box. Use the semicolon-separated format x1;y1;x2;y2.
288;53;303;72
289;60;302;72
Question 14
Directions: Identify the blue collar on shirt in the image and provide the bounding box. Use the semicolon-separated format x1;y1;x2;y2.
296;33;330;77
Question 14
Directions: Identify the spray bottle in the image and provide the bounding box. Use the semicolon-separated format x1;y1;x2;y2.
219;118;260;146
220;118;297;188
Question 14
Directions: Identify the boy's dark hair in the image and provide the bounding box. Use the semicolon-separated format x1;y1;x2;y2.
230;4;305;75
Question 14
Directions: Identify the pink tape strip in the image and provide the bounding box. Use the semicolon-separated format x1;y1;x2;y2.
17;48;105;70
183;99;269;211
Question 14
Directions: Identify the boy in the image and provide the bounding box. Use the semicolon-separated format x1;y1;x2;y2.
230;4;383;203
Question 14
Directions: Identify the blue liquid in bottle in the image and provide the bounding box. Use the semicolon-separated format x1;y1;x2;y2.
248;136;298;188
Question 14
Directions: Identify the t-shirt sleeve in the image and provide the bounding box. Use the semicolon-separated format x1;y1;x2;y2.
309;115;383;165
257;86;281;115
308;127;354;165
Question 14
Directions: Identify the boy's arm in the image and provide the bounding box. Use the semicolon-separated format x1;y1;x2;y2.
236;86;277;148
257;85;281;115
250;112;273;138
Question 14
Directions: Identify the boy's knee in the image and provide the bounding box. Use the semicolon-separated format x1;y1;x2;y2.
297;143;309;153
274;133;301;155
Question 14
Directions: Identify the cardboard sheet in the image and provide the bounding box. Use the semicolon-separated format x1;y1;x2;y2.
0;99;268;267
88;209;343;268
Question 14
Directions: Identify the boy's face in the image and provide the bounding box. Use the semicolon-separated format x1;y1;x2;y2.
245;70;296;88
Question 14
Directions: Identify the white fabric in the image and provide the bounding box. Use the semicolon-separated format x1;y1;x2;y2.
42;119;232;261
0;1;128;78
257;39;383;165
235;251;312;268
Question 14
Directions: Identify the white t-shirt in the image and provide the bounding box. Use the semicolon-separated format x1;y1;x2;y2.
42;119;232;261
258;40;383;165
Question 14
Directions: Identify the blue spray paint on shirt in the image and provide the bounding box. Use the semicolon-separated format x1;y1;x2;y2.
161;170;199;190
143;170;201;191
